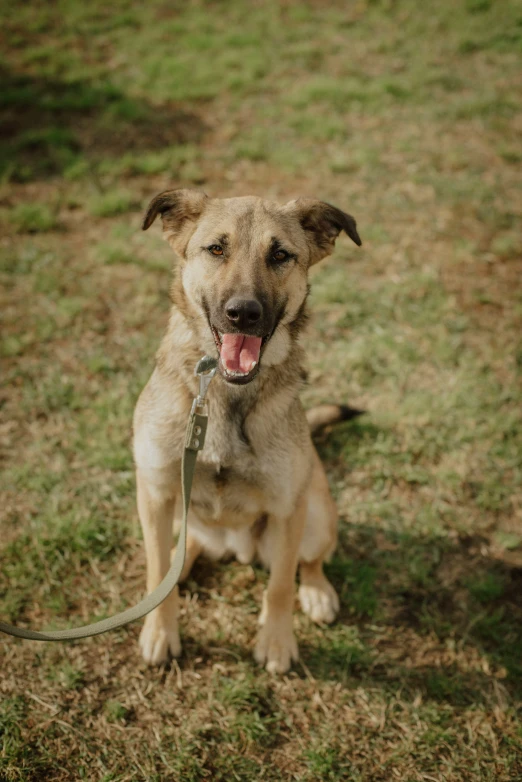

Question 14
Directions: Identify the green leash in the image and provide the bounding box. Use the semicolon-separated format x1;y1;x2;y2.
0;357;217;642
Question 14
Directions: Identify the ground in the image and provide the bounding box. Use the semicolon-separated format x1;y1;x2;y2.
1;1;522;780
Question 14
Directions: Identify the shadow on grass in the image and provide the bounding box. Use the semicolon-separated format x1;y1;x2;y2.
0;65;206;181
312;414;381;477
300;530;522;700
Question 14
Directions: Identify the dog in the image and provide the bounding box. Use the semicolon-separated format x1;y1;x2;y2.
133;189;361;673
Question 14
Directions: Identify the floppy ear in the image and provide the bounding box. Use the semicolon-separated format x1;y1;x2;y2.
142;188;208;255
288;198;362;266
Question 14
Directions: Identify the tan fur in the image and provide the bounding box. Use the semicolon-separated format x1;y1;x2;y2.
135;190;361;673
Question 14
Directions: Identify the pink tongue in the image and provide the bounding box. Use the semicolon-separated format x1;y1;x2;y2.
221;334;262;373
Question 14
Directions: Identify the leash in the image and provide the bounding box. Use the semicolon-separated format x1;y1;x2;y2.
0;356;218;642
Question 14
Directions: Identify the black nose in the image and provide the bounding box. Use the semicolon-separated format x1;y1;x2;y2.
225;297;263;330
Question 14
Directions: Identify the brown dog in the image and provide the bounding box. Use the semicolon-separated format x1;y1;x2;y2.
134;190;361;673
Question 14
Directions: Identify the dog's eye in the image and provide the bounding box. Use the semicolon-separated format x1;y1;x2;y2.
272;249;290;264
208;245;224;256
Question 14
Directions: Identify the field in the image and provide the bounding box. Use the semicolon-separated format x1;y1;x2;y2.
1;1;522;779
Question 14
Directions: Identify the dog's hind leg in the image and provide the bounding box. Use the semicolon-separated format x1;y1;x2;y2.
137;468;181;665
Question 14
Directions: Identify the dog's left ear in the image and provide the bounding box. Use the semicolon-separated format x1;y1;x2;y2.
286;198;362;266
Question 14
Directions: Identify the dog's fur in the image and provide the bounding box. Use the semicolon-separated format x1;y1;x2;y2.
134;190;361;673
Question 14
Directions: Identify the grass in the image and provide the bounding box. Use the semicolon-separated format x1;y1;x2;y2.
87;189;137;218
1;0;522;780
6;202;59;233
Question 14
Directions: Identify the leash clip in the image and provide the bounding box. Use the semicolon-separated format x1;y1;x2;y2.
193;355;218;413
186;356;217;450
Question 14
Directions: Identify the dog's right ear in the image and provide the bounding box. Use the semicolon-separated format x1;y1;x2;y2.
142;188;208;254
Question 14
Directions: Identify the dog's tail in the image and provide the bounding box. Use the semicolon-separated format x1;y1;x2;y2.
306;404;364;435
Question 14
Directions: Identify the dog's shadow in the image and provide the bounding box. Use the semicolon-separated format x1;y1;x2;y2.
301;530;522;706
307;417;522;705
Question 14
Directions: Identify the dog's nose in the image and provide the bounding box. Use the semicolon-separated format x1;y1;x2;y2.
225;297;262;330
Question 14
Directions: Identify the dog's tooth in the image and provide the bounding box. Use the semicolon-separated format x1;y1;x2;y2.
223;364;258;380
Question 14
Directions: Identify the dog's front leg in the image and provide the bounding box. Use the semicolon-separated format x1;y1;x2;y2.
255;494;306;674
137;468;180;665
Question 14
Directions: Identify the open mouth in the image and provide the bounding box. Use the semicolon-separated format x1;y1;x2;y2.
211;327;269;384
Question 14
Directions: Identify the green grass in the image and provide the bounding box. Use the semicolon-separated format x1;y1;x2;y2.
87;188;137;218
6;202;59;233
1;0;522;779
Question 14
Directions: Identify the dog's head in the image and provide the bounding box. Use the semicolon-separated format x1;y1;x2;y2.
143;190;361;384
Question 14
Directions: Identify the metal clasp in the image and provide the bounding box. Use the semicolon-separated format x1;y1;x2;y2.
193;355;218;413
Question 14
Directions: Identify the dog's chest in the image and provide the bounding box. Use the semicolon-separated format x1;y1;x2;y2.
189;404;281;527
191;461;265;528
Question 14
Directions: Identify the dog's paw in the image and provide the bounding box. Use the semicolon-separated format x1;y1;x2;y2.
254;618;298;674
139;615;181;665
299;579;340;624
